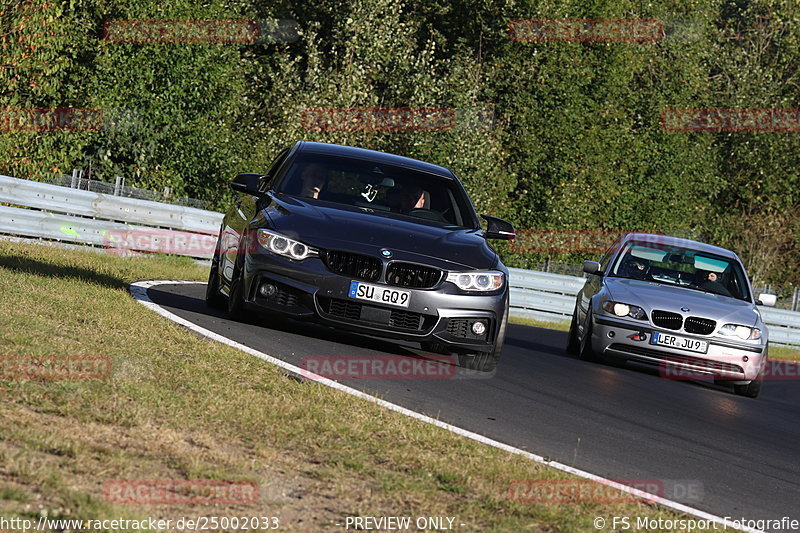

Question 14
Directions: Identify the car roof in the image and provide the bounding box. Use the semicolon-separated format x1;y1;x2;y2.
623;233;740;260
295;141;455;178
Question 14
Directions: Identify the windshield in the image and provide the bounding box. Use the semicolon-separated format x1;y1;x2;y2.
276;153;477;228
609;241;752;302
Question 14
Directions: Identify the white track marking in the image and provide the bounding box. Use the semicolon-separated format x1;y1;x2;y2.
131;279;761;533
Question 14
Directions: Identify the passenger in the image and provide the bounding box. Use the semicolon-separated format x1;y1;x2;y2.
388;183;427;212
698;271;732;297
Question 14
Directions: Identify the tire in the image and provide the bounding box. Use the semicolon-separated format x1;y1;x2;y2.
566;306;580;355
457;304;509;373
458;351;498;372
578;308;597;362
227;247;247;322
205;233;227;310
733;365;764;398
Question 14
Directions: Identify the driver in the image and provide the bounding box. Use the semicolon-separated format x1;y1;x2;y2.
625;258;650;279
298;163;327;199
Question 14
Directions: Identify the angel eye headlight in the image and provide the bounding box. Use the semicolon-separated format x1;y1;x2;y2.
290;242;309;259
270;236;289;254
446;271;504;292
720;324;761;340
602;301;647;320
257;229;318;261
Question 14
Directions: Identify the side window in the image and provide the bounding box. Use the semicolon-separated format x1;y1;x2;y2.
258;148;290;192
599;238;623;273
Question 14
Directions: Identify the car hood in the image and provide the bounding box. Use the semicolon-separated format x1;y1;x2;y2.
604;277;761;327
261;194;498;271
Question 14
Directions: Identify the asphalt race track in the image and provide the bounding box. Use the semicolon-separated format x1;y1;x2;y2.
147;282;800;525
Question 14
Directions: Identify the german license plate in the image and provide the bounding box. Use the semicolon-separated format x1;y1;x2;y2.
349;281;410;308
650;332;708;354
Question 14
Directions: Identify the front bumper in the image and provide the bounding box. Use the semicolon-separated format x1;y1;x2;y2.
592;315;767;382
240;250;507;353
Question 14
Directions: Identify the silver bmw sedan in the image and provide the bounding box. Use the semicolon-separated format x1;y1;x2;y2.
568;233;776;398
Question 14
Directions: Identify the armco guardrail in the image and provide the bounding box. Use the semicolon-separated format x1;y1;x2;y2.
508;267;800;348
2;174;799;346
0;174;223;259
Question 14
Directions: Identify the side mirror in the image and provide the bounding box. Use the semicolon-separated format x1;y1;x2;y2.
481;214;515;240
757;293;777;307
231;173;267;196
583;260;602;275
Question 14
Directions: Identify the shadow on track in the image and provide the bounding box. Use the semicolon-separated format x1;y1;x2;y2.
148;285;434;359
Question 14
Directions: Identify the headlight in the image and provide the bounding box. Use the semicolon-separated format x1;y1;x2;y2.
602;301;647;320
446;271;504;292
719;324;761;340
257;229;318;260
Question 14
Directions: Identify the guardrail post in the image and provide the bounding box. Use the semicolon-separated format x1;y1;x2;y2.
114;176;123;196
70;169;78;188
792;287;799;312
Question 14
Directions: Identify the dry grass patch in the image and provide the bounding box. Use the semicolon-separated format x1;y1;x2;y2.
0;240;710;531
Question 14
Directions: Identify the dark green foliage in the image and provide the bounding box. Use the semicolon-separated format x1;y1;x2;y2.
0;0;797;285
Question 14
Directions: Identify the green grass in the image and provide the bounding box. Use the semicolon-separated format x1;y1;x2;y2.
509;316;571;332
0;241;722;531
768;345;800;361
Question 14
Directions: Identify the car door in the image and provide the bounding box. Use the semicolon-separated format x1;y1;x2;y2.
221;148;291;283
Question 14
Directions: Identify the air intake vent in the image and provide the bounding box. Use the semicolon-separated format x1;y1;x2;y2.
317;297;432;332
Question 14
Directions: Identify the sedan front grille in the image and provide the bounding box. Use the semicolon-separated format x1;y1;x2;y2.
652;310;683;331
325;251;381;281
386;262;443;289
317;297;434;332
684;316;716;335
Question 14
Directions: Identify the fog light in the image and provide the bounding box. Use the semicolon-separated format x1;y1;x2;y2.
471;321;487;336
743;355;749;362
259;283;277;298
607;331;615;338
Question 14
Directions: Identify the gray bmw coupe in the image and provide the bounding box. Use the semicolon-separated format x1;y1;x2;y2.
206;142;515;372
568;233;776;397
